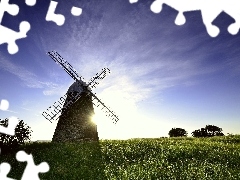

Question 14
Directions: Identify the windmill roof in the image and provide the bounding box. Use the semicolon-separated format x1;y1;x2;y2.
67;80;90;93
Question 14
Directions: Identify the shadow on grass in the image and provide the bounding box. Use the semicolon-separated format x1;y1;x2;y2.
0;141;107;180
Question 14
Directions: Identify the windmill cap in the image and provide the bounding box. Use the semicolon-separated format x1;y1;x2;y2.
67;81;90;94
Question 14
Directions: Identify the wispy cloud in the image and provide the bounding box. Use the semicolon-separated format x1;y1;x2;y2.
54;5;221;99
41;81;68;96
0;54;68;96
4;109;18;114
21;107;31;111
0;56;43;88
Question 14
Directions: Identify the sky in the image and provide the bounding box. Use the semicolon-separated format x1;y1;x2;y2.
0;0;240;141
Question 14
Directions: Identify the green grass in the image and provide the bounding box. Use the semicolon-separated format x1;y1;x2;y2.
1;135;240;179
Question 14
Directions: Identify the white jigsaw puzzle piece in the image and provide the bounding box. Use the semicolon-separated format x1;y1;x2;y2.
0;99;9;111
46;0;65;26
25;0;37;6
129;0;138;4
71;6;82;16
0;0;31;54
0;100;19;136
131;0;240;37
0;0;19;23
0;116;19;136
16;151;50;180
0;21;30;54
0;162;16;180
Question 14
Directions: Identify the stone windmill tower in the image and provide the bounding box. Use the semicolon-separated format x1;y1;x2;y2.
51;82;98;142
42;51;119;142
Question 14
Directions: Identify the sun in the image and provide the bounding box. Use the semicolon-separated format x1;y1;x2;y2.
91;113;100;124
89;89;171;140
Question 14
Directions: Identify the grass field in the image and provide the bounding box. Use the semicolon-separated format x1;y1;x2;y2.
1;135;240;179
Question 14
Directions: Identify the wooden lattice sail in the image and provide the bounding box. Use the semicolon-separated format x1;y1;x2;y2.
42;51;119;143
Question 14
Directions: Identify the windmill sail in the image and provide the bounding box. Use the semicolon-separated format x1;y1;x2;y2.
42;51;119;124
42;91;83;123
47;51;85;86
91;92;119;124
87;68;111;89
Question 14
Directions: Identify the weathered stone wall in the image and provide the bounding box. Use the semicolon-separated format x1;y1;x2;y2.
52;91;99;142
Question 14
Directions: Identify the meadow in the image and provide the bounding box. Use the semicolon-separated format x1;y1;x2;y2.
1;135;240;179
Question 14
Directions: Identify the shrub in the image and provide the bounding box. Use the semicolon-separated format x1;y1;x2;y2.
192;125;224;138
168;128;188;137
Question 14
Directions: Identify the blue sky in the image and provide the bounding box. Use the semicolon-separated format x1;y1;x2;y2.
0;0;240;141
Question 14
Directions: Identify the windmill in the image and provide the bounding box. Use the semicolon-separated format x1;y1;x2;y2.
42;51;119;142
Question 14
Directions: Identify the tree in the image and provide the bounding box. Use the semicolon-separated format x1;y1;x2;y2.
192;128;208;137
191;125;224;138
168;128;187;137
191;129;200;137
205;125;224;137
0;118;32;154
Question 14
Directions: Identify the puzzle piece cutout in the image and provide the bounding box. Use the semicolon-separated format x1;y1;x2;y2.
0;0;34;54
0;150;49;180
46;0;65;26
0;162;15;180
0;99;49;179
0;116;19;136
0;0;82;54
129;0;138;4
0;21;30;54
16;151;50;180
25;0;37;7
0;99;9;111
131;0;240;37
46;0;82;26
0;0;19;22
71;6;82;16
0;100;19;136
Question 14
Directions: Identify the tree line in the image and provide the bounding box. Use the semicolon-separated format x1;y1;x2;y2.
0;118;227;156
168;125;225;137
